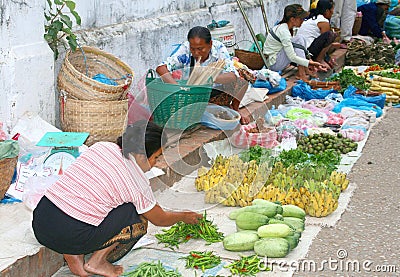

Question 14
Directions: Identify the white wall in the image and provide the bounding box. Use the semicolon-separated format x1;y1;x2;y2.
0;0;308;133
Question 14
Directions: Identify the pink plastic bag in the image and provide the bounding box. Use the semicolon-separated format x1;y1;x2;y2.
127;74;152;124
231;123;279;149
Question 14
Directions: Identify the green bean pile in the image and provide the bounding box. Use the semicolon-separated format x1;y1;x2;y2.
155;212;224;249
122;261;181;277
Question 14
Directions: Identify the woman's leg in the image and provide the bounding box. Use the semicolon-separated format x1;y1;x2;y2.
84;243;123;277
64;254;89;277
308;31;337;63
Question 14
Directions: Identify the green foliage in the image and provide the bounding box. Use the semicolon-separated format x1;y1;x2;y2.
239;145;275;165
44;0;81;59
327;69;370;93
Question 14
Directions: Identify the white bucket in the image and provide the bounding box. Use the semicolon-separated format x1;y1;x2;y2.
210;24;236;55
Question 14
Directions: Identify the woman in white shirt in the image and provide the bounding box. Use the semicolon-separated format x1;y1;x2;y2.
296;0;339;68
263;4;325;81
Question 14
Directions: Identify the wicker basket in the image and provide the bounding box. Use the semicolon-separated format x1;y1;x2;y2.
60;97;128;146
0;157;18;199
234;49;266;70
58;46;133;101
352;16;362;35
146;71;212;130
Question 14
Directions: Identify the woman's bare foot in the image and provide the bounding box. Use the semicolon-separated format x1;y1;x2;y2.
63;254;90;277
83;243;123;277
84;260;123;277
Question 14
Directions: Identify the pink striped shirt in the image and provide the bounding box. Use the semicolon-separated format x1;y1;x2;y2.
45;142;156;226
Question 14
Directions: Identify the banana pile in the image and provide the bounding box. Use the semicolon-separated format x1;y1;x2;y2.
195;156;350;217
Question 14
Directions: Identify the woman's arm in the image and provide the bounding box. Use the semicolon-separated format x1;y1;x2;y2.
156;64;178;84
317;21;331;34
143;204;203;226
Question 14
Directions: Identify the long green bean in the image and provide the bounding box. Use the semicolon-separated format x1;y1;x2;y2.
122;261;182;277
225;255;270;276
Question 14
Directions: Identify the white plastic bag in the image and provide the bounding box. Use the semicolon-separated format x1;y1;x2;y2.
22;175;59;210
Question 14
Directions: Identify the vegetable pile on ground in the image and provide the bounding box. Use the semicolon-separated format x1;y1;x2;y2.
196;154;272;207
122;261;181;277
196;140;351;217
327;68;369;93
223;200;305;258
225;254;269;276
297;133;358;155
368;73;400;103
155;212;224;249
180;251;221;272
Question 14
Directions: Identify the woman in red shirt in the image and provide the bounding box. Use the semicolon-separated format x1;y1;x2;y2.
32;120;202;277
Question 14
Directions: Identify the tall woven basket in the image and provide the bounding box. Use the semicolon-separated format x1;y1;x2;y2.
58;46;133;101
60;97;128;146
0;157;18;199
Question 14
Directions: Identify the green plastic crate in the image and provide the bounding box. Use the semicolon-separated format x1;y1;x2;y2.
146;71;212;130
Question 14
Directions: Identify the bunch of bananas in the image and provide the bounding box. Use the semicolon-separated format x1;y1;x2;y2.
330;171;349;191
197;155;350;218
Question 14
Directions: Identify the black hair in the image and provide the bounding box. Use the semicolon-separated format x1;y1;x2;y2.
116;120;167;158
308;0;334;20
187;26;212;43
279;4;308;24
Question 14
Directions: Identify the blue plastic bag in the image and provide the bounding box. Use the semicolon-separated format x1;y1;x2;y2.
92;74;118;86
253;78;287;94
343;85;386;109
201;105;240;130
291;80;336;101
332;98;383;117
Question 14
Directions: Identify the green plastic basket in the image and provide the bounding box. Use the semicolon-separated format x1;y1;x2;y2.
146;70;212;130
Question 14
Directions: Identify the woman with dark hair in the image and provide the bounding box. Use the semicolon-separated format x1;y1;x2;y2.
156;26;250;124
263;4;326;81
32;120;202;277
296;0;340;68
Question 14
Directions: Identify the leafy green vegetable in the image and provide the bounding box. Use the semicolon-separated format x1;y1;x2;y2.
327;69;369;93
239;145;275;165
276;149;309;168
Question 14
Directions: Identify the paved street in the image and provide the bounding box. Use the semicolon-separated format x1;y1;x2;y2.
294;107;400;277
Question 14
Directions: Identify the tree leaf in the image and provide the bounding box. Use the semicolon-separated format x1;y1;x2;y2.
65;1;76;11
67;36;78;51
71;10;81;25
60;14;72;29
52;20;64;31
46;0;53;9
54;0;64;5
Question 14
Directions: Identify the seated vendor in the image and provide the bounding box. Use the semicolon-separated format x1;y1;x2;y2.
156;26;250;124
357;0;391;39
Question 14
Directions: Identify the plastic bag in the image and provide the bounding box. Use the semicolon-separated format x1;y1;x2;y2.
231;123;279;149
325;92;344;104
286;108;313;120
292;80;336;101
332;98;383;117
344;85;386;109
22;175;59;210
201;105;240;130
253;77;287;94
275;120;304;141
127;73;152;124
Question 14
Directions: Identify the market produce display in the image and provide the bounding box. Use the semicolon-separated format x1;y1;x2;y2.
122;261;182;277
297;133;358;154
195;139;350;217
180;251;221;272
225;255;269;276
154;212;224;249
223;200;305;258
369;73;400;103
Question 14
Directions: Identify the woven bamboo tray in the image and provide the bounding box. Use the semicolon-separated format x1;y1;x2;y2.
0;157;17;199
60;97;128;146
58;46;133;101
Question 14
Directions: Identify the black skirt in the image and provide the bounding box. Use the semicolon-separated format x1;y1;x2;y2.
32;196;143;255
